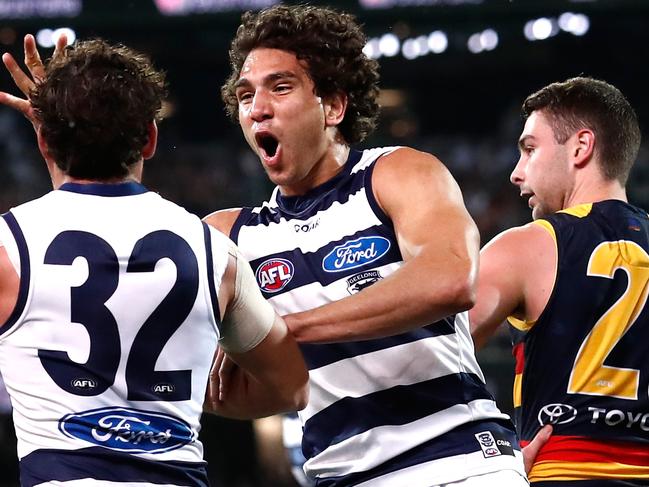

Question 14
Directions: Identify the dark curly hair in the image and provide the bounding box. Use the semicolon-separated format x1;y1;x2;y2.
31;39;167;180
222;4;380;144
523;77;641;185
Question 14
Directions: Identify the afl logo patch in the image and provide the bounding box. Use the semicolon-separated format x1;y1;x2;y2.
71;378;97;391
256;258;294;293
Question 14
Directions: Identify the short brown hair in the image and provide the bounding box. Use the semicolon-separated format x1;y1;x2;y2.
31;39;167;180
522;77;641;184
222;4;380;144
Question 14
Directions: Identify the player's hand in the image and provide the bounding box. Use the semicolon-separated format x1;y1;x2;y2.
522;424;552;474
205;346;239;412
0;33;68;125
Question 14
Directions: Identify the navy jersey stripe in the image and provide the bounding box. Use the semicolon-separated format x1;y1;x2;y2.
202;223;221;326
300;317;455;370
0;212;30;337
20;447;208;486
302;372;494;458
314;420;518;487
274;150;364;218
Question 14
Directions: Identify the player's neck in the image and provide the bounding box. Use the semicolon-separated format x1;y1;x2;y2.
565;176;627;209
49;160;144;190
279;141;350;197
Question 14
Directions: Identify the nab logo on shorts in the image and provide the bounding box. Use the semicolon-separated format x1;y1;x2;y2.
256;258;294;293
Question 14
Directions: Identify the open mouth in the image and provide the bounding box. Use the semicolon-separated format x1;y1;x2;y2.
256;133;279;158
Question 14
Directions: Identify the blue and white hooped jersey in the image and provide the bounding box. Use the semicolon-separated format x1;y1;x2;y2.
232;147;525;486
0;182;229;487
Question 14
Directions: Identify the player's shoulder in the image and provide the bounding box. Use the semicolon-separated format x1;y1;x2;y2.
203;208;243;237
372;146;450;187
374;146;445;173
482;221;556;263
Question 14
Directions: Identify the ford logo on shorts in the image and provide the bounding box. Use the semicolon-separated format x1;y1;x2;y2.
322;237;390;272
59;407;194;453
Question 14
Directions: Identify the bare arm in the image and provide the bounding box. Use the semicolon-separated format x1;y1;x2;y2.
468;222;556;349
204;229;308;419
285;147;480;343
0;245;19;327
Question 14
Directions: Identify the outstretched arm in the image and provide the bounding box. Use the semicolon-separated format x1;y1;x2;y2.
284;147;480;343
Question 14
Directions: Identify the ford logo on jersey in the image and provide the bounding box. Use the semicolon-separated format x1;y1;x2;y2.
59;407;194;453
322;236;390;272
256;258;294;293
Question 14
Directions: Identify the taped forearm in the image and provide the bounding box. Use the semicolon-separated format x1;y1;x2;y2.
219;245;275;353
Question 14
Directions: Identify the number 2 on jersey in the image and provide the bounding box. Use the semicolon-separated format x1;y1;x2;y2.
39;230;198;401
568;240;649;399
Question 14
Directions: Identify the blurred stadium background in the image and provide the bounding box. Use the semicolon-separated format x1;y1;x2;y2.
0;0;647;485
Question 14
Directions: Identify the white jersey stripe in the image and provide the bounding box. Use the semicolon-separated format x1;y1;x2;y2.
302;333;479;422
306;399;510;479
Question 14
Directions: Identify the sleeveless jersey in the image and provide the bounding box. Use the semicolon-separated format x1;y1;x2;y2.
509;200;649;484
0;182;228;487
232;147;524;486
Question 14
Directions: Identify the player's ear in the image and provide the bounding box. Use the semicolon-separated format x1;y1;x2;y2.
36;127;65;188
142;121;158;160
572;128;595;168
323;91;347;128
36;126;52;164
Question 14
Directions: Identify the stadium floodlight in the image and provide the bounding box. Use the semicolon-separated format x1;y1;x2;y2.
363;38;381;59
427;31;448;54
467;32;483;53
379;33;400;58
480;29;498;51
36;29;54;48
402;38;419;60
531;18;553;40
53;27;76;46
36;27;76;49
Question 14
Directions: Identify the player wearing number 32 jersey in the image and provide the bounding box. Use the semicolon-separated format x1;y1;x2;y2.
0;37;308;486
469;77;649;486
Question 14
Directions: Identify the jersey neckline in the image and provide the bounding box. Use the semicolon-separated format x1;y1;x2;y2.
274;149;362;215
58;181;148;197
